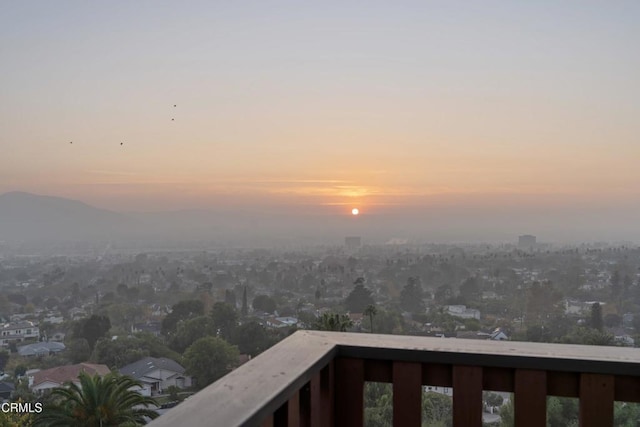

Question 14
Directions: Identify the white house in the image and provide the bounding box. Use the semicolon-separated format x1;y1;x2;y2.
446;305;481;320
119;357;192;396
0;321;39;347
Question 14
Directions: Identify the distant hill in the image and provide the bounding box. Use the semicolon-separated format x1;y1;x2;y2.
0;192;137;242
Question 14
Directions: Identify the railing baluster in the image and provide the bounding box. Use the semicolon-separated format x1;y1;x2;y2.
453;365;482;427
514;369;547;427
261;414;274;427
393;361;422;427
580;373;614;427
335;358;364;427
287;390;300;426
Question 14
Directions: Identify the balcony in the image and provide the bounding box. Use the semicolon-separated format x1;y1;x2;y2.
148;330;640;427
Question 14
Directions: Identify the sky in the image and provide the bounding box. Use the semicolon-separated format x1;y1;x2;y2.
1;1;639;241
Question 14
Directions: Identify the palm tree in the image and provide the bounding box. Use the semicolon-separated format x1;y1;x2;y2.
313;312;353;332
34;372;158;427
364;304;377;333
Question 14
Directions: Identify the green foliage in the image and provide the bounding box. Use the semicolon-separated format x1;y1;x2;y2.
210;302;238;340
614;402;640;427
364;382;393;427
14;364;27;377
252;294;277;314
372;309;406;335
0;350;9;371
525;281;563;324
526;325;551;343
0;398;34;427
422;392;452;427
560;326;615;346
459;276;481;302
400;281;425;313
312;312;353;332
345;284;375;313
33;372;158;427
183;336;239;389
547;396;578;427
161;299;205;336
499;397;514;427
483;391;504;407
230;321;274;356
363;305;377;333
169;315;214;353
167;385;180;402
93;333;180;369
241;287;248;316
71;315;111;351
65;339;90;365
589;302;603;331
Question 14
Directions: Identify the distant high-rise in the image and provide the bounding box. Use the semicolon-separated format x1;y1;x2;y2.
345;236;361;250
518;235;536;249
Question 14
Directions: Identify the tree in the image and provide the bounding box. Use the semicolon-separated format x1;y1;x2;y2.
400;282;425;313
345;284;374;313
499;397;514;427
364;382;393;427
161;299;205;336
312;313;353;332
169;315;214;353
33;372;158;427
589;302;603;331
252;295;277;314
66;338;91;364
422;392;452;426
224;289;237;307
230;321;274;356
72;315;111;352
93;333;181;369
483;391;504;407
183;336;239;389
0;350;8;372
459;276;480;301
241;287;248;316
210;302;238;341
561;326;614;346
0;399;34;427
364;305;377;333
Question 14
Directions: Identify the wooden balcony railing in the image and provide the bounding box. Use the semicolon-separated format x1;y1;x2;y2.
147;330;640;427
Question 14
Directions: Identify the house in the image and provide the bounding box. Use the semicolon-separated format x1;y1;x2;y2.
18;341;66;357
131;321;162;336
119;357;192;396
0;382;14;400
28;363;110;394
446;305;481;320
490;328;509;341
0;321;39;347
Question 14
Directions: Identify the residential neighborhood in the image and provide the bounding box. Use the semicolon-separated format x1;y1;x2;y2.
1;240;640;425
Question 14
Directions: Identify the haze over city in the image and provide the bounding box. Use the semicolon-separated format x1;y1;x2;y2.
2;2;639;243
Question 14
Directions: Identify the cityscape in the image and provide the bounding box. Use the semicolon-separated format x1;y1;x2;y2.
1;1;639;426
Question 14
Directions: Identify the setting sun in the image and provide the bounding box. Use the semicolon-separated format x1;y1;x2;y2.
351;208;359;216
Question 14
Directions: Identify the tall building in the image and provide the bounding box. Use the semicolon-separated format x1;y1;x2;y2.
518;235;536;249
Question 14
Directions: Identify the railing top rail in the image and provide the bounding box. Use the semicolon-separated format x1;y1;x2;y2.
320;331;640;375
148;331;640;427
148;331;336;427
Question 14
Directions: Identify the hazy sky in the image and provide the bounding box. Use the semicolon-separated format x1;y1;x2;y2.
1;1;639;237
